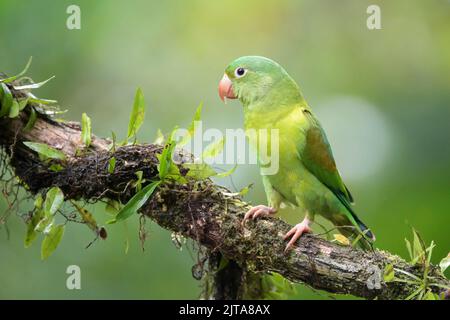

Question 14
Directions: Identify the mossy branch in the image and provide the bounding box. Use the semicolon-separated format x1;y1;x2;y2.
0;83;448;300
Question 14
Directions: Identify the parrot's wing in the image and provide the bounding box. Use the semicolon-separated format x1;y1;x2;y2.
298;107;375;243
298;108;353;206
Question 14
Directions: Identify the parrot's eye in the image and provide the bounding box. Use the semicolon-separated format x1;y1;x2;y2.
234;67;247;78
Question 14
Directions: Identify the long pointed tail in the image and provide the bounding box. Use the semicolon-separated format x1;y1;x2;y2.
353;215;376;242
336;222;375;250
333;193;375;246
333;211;375;250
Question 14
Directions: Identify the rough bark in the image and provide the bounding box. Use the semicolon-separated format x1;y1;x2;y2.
0;86;448;300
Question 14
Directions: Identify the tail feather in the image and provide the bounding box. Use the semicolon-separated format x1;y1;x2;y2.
337;225;373;250
331;209;375;250
353;214;375;241
334;192;375;243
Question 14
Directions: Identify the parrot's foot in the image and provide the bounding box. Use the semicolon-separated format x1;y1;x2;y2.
283;217;311;252
242;205;277;225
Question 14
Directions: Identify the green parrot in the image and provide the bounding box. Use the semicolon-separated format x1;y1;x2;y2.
218;56;375;251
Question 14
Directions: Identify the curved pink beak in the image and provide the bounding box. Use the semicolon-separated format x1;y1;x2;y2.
218;74;237;102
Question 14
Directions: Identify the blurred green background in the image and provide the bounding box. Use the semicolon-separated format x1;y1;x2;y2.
0;0;449;299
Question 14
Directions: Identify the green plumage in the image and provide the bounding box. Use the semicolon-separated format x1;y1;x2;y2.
224;56;375;247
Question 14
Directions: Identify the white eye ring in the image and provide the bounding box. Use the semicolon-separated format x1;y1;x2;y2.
234;67;247;78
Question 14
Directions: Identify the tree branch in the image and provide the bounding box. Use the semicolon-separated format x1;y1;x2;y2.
0;84;448;300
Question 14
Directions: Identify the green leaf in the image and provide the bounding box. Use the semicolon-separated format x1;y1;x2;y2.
158;144;175;180
383;264;395;283
423;291;439;300
238;184;253;196
183;163;217;180
215;164;237;178
49;164;64;172
23;141;66;160
405;238;413;262
43;187;64;216
261;273;296;300
177;102;202;147
81;112;92;147
134;171;145;192
108;157;116;174
158;127;178;180
34;217;54;233
14;75;55;90
35;194;44;209
25;214;42;248
23;107;37;132
108;181;160;224
127;88;146;140
109;131;117;152
153;129;165;145
24;195;44;248
18;98;29;111
412;228;426;264
28;97;57;105
8;100;19;118
333;234;350;246
270;273;296;294
1;56;33;83
0;82;13;117
157;154;187;183
202;137;225;160
426;240;435;266
41;224;65;260
105;199;120;215
439;254;450;274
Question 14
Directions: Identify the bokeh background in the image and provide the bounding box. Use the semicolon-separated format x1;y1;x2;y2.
0;0;449;299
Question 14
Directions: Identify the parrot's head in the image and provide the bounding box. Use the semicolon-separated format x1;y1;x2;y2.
218;56;301;107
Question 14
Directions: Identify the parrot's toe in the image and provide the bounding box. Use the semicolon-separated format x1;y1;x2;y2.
283;218;311;252
242;205;277;225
